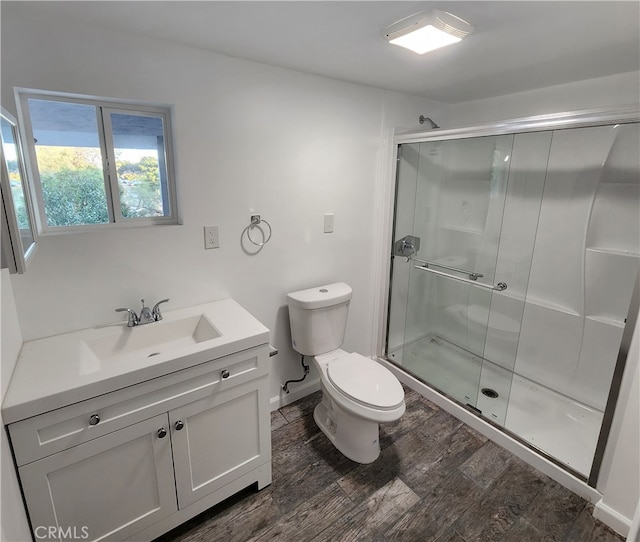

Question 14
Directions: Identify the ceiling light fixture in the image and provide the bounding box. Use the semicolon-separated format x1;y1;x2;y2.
384;10;473;55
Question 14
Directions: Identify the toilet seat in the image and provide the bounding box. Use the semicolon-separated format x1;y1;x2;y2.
327;353;404;410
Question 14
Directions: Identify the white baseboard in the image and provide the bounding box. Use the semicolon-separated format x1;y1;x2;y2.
270;378;321;411
594;499;632;539
627;501;640;542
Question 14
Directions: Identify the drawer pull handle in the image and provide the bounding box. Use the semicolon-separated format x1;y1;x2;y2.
157;428;167;439
221;369;230;379
175;420;184;431
89;414;100;426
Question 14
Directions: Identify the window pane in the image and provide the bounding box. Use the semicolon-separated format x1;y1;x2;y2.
28;99;109;226
1;116;35;249
111;112;170;219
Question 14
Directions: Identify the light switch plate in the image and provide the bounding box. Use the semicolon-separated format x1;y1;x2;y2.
324;213;335;233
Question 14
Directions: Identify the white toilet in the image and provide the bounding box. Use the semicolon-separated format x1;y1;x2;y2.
286;282;405;463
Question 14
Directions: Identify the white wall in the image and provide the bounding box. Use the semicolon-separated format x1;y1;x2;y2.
447;71;640;127
0;3;445;411
0;270;31;542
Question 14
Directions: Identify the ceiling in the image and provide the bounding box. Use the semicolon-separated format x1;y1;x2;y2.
10;1;640;104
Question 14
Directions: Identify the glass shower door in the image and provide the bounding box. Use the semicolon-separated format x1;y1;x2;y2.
387;121;639;478
388;134;514;409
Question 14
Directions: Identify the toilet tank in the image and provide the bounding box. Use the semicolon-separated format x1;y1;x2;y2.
286;282;352;356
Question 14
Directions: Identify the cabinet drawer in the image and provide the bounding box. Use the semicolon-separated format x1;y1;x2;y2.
9;346;268;466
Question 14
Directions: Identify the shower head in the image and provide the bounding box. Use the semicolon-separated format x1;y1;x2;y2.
419;115;440;129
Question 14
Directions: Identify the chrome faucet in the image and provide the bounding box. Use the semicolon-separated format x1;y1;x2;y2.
115;298;170;327
115;307;139;327
152;299;169;322
138;299;155;325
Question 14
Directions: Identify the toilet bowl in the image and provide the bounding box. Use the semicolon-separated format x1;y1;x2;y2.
286;282;406;463
312;349;405;463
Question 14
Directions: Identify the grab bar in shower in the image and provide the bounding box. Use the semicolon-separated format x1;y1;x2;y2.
411;257;484;281
414;265;507;291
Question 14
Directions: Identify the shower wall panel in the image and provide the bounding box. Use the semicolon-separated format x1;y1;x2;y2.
514;124;639;411
407;141;446;347
524;126;616;314
421;136;512;356
483;131;552;371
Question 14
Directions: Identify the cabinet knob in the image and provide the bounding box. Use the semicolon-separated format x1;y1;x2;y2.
221;369;230;379
157;428;167;438
89;414;100;426
175;420;184;431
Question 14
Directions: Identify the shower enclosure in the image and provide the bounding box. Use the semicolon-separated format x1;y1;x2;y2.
386;109;639;480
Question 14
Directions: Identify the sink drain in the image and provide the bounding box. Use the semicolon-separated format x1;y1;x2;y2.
147;352;161;358
481;388;499;399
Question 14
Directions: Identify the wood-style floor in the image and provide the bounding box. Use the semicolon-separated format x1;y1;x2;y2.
156;388;625;542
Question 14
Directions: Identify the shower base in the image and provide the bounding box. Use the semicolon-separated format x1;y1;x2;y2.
388;335;602;477
388;335;482;406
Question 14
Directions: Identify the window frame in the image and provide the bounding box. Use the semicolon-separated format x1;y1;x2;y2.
16;89;179;234
1;106;38;272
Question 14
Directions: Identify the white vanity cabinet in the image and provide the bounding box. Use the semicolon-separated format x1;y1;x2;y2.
7;344;272;542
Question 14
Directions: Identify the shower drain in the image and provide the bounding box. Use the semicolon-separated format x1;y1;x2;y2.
481;388;499;399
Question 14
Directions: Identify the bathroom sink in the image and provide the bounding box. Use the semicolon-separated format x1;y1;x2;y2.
2;298;270;425
85;314;221;363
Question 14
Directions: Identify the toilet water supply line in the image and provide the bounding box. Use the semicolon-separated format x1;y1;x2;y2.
282;355;310;393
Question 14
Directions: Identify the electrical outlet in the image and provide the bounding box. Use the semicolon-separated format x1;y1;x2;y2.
204;225;219;249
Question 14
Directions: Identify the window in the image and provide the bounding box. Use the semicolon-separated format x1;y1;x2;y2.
17;90;178;232
1;107;38;272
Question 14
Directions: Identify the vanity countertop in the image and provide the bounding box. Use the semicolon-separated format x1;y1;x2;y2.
2;298;270;424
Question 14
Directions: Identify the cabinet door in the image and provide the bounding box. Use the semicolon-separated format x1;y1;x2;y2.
170;377;270;508
19;414;177;541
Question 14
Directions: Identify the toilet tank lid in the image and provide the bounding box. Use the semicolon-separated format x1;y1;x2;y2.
286;282;352;310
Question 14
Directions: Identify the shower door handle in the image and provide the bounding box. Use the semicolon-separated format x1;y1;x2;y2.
414;265;507;292
412;257;484;280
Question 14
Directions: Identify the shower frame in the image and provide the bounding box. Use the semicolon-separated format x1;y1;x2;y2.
374;104;640;501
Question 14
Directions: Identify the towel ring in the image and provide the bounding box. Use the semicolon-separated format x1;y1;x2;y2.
246;215;272;247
